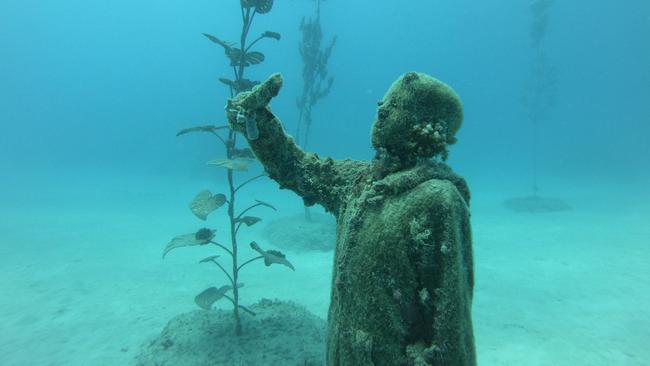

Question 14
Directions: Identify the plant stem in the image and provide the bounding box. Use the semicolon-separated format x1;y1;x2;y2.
219;2;261;336
304;206;312;222
245;35;264;53
532;115;539;196
210;240;233;257
304;117;312;150
237;255;264;273
295;103;304;145
227;4;256;335
234;173;266;193
226;129;242;336
236;8;252;91
209;258;235;287
211;131;228;147
236;202;265;219
223;295;257;316
235;222;244;236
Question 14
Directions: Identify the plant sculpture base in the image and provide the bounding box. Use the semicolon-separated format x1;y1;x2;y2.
133;299;325;366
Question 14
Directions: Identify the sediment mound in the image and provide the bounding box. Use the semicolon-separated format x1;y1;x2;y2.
133;299;325;366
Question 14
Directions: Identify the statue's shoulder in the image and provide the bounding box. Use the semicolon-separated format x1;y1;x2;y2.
420;161;471;206
418;178;469;207
331;158;373;185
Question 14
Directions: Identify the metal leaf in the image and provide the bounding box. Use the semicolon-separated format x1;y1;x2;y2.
199;255;220;264
255;0;274;14
222;47;261;67
245;51;265;65
226;48;244;66
255;199;277;211
176;125;229;137
250;241;294;271
194;285;231;310
162;228;215;258
218;78;236;88
207;158;254;171
236;79;259;92
241;0;274;14
189;190;226;220
202;33;234;51
262;31;281;40
219;78;258;92
235;216;262;227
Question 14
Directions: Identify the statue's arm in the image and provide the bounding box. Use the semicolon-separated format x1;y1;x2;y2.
226;74;365;214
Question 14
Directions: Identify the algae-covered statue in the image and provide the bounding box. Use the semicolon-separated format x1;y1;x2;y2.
226;72;476;366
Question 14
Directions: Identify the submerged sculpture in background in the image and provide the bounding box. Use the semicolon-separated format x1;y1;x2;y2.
259;0;338;251
295;0;336;152
296;0;337;221
228;72;476;365
505;0;571;213
162;0;294;337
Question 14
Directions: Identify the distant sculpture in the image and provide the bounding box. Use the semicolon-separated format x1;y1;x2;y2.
504;0;570;212
295;0;337;150
529;0;555;48
528;0;557;197
295;0;336;221
228;72;476;366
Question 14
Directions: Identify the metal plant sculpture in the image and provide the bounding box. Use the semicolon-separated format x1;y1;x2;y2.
527;0;557;197
295;0;336;150
295;0;336;220
505;0;570;213
163;0;294;336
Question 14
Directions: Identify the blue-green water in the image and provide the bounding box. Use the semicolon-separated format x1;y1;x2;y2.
1;0;648;365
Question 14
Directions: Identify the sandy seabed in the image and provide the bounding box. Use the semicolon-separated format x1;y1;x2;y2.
0;173;648;366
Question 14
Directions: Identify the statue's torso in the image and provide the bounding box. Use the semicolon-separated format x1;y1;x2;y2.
327;162;475;366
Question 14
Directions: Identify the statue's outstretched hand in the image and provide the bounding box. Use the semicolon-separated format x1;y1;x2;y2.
226;73;283;140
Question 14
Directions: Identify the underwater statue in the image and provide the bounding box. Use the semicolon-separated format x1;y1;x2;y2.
226;72;475;366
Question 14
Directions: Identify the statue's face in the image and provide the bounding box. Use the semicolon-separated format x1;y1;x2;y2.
371;72;463;160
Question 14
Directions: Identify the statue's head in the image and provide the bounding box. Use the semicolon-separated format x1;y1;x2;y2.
371;72;463;163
